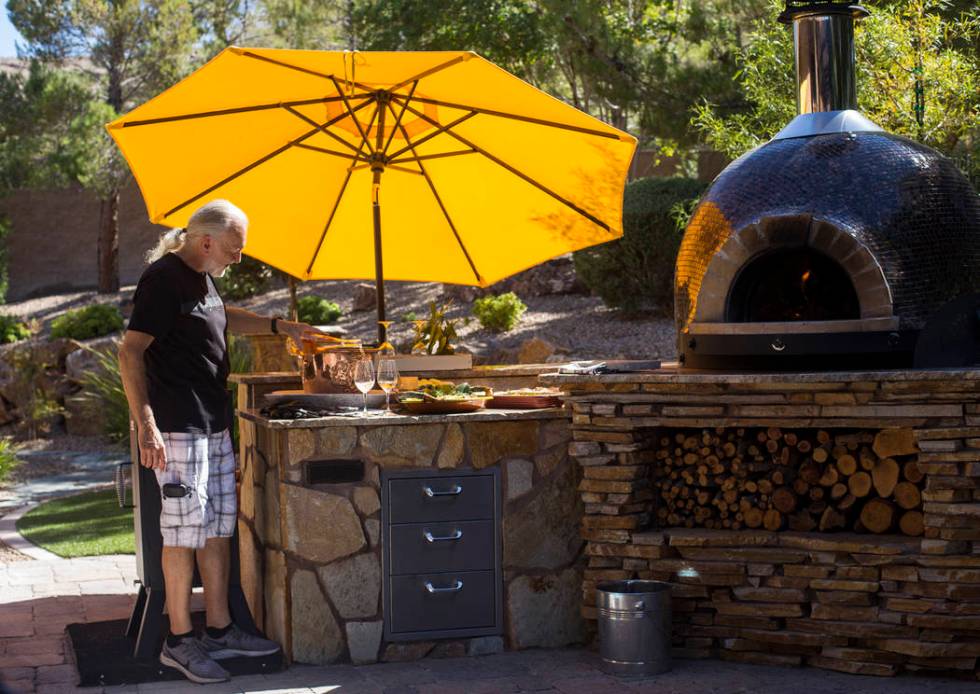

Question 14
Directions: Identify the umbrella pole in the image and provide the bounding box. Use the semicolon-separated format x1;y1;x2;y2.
372;166;386;346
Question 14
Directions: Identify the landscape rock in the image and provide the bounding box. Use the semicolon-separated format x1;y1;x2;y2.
64;336;119;383
517;337;557;364
352;283;377;312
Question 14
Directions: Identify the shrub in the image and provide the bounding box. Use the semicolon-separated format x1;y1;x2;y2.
50;304;124;340
472;292;527;333
0;314;31;343
77;346;129;443
297;295;342;325
215;256;274;300
573;176;707;314
0;437;20;483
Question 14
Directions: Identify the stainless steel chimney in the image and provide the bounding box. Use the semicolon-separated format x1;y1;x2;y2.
774;2;881;140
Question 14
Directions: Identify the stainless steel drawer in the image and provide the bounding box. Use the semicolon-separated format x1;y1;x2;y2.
387;474;494;523
388;520;493;575
388;570;495;635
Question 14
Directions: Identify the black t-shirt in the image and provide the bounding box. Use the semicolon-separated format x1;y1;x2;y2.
127;253;230;434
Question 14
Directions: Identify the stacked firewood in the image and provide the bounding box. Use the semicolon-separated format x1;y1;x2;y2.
653;428;924;535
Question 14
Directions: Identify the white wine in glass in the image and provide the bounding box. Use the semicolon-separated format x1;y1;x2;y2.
377;359;399;412
354;358;375;414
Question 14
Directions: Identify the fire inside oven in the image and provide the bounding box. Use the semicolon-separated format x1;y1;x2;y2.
727;248;859;323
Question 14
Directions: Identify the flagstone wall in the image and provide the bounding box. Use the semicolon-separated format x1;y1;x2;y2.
543;367;980;679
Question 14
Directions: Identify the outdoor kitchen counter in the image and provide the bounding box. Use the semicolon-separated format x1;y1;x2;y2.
234;399;584;666
237;406;565;428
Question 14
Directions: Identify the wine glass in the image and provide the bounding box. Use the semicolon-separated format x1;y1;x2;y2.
377;359;399;413
377;321;396;357
354;358;375;414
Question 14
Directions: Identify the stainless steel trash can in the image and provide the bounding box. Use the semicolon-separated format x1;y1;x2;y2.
596;579;672;676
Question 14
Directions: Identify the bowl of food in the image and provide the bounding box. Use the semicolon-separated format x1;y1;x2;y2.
396;379;493;414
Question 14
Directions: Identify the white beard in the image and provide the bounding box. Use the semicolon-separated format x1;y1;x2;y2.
213;265;229;278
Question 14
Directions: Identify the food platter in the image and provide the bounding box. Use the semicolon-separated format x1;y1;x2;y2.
395;378;491;414
397;398;488;415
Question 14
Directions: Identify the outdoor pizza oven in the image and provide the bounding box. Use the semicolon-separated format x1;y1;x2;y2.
675;1;980;370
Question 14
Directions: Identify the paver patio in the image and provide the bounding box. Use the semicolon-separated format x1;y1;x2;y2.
2;550;979;693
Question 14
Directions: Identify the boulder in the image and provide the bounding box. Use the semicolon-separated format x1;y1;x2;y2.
517;337;569;364
352;283;377;312
64;336;120;383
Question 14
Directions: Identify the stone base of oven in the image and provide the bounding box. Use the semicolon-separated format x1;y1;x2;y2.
545;365;980;680
583;527;980;677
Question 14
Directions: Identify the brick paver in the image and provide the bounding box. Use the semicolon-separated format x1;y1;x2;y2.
2;552;979;693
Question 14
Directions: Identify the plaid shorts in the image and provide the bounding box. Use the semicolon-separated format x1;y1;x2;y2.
155;429;236;549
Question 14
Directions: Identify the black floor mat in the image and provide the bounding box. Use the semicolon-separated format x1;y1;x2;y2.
67;614;285;687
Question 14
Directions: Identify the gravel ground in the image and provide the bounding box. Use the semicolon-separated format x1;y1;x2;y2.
1;279;678;361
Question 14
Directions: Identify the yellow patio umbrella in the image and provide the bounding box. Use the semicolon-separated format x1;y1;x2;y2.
107;49;637;342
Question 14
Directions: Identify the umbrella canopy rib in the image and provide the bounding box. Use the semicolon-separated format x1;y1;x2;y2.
396;100;612;232
384;111;477;162
294;142;371;162
381;81;418;155
330;76;375;155
394;113;482;284
389;55;472;93
305;141;371;276
283;104;370;156
115;96;363;128
238;49;374;92
393;94;622;141
388;149;476;165
162;98;374;219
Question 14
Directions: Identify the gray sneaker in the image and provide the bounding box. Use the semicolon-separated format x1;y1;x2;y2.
159;637;230;684
200;623;281;659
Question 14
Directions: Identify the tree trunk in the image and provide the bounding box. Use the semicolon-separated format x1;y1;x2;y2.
97;190;120;293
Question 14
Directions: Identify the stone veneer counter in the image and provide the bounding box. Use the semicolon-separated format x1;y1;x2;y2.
234;405;584;666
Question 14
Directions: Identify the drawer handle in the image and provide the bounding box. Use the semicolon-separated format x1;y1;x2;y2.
424;579;463;594
423;484;462;498
423;529;463;543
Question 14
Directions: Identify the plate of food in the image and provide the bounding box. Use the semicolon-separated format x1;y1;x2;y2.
488;387;564;409
395;379;493;414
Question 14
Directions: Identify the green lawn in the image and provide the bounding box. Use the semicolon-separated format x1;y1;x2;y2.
17;489;135;558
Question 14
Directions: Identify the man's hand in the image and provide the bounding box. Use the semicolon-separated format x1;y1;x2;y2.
138;420;167;470
278;319;326;347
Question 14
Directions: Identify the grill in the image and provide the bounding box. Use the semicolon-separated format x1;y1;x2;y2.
674;1;980;370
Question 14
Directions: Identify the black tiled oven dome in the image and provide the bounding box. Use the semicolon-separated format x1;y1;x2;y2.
675;131;980;342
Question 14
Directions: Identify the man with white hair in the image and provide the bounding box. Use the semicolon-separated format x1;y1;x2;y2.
119;199;314;683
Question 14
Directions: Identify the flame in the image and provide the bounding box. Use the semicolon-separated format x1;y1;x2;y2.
801;269;811;284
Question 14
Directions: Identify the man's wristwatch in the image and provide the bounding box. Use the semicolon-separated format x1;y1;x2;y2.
271;317;279;334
